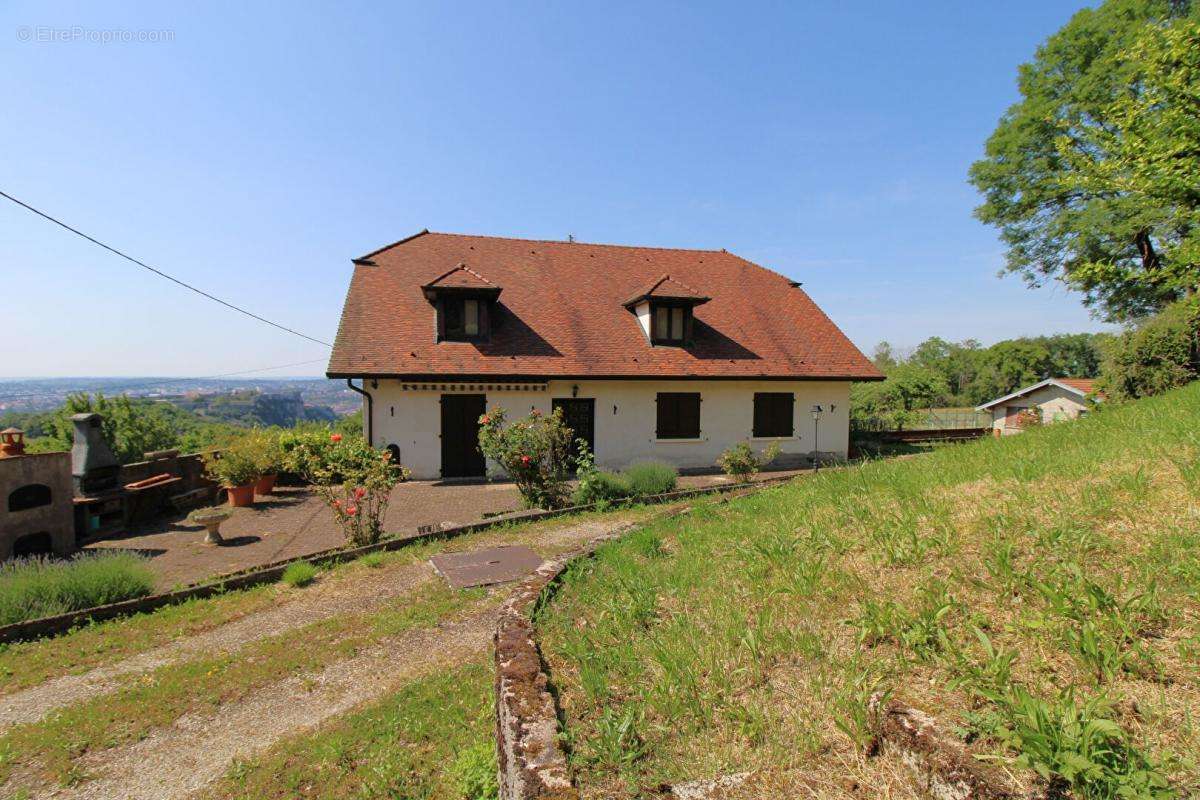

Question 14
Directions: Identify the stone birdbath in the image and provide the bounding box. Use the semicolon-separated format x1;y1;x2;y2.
189;507;232;545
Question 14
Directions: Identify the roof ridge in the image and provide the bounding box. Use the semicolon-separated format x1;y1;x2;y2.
424;230;728;254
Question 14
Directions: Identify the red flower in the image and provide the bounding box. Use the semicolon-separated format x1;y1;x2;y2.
530;408;541;417
480;415;491;425
330;433;343;443
332;499;342;508
354;487;366;499
346;505;358;516
520;455;532;467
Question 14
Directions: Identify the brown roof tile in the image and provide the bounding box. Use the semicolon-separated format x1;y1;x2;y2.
327;231;882;381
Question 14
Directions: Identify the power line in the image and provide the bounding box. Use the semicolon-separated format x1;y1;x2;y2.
0;189;333;348
0;357;332;402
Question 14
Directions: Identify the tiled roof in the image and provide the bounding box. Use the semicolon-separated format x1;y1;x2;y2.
622;274;710;307
328;231;882;381
422;263;497;290
1058;378;1097;394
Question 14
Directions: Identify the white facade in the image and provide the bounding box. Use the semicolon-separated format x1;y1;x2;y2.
366;378;851;480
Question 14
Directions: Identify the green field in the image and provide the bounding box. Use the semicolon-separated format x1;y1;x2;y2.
538;383;1200;798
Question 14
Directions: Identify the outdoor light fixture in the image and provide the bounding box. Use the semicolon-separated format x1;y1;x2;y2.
571;384;579;398
810;404;823;471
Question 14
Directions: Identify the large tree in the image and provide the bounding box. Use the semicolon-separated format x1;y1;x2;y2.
970;0;1199;321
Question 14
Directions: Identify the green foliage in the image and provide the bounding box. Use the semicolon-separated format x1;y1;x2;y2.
280;562;317;588
851;363;950;429
716;441;781;481
0;553;155;626
623;461;678;496
969;0;1200;321
477;407;574;509
1100;297;1200;400
299;433;408;547
573;471;633;506
447;741;498;800
26;393;179;464
202;437;262;487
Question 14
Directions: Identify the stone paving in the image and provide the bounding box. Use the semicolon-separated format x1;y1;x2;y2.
85;470;806;589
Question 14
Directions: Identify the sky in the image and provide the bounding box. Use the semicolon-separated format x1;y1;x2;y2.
1;1;1112;378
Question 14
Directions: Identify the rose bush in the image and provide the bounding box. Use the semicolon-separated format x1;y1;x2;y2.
477;406;574;509
297;433;409;546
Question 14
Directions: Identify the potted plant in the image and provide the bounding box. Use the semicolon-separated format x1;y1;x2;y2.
204;441;261;507
249;430;284;495
188;506;231;544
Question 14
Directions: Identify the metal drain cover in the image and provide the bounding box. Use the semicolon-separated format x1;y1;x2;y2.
429;545;544;589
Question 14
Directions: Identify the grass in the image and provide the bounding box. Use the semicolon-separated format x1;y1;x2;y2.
0;580;487;788
203;659;497;800
537;382;1200;798
0;552;155;626
280;561;318;587
623;461;678;496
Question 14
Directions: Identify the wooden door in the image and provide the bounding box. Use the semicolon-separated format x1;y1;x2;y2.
440;394;487;478
552;398;595;464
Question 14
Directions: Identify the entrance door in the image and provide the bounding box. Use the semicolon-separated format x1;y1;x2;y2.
440;394;487;478
552;398;595;464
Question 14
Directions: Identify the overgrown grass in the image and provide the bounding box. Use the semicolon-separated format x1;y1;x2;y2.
623;461;678;496
280;561;318;587
0;553;155;626
203;660;496;800
538;383;1200;798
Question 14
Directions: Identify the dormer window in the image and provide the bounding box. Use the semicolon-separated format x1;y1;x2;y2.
652;303;690;344
624;274;710;347
422;263;501;343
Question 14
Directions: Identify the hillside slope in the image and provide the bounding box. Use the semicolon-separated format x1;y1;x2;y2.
539;382;1200;798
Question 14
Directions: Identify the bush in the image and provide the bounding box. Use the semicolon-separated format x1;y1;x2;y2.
624;461;678;496
716;441;781;482
477;407;574;509
281;561;318;588
0;553;155;625
1099;297;1200;401
203;437;262;488
573;470;632;506
303;433;409;547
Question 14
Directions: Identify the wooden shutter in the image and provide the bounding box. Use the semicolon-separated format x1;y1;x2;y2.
754;393;793;437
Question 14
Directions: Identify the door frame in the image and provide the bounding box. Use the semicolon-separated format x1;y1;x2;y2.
551;397;596;464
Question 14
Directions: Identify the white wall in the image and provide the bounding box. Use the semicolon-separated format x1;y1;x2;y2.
366;378;851;480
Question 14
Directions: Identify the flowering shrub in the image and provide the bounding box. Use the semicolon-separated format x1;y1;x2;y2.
477;406;574;509
717;440;781;482
1016;407;1044;429
295;434;409;546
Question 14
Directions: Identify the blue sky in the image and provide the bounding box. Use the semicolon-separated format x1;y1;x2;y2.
1;1;1109;378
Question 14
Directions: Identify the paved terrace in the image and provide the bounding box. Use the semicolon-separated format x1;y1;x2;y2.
84;470;807;589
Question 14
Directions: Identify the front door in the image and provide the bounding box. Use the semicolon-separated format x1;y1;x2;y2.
552;398;595;464
440;394;487;478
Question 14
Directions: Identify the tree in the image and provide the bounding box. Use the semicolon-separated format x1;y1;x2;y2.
28;393;178;464
1098;296;1200;399
969;0;1199;322
851;364;950;430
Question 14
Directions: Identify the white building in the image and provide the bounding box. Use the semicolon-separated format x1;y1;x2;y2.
976;378;1099;436
327;231;881;480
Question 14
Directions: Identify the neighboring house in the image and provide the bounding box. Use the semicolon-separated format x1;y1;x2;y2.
327;231;882;480
976;378;1099;436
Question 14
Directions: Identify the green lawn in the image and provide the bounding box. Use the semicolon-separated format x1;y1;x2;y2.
538;383;1200;798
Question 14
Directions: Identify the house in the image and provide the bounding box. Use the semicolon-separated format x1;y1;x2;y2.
976;378;1099;436
327;231;882;480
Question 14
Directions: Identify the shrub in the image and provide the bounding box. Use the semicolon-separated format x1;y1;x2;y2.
447;741;498;800
573;470;632;506
1099;296;1200;401
305;433;409;547
281;561;318;588
624;461;678;497
246;428;286;476
203;437;262;488
0;553;155;625
716;441;781;482
477;407;574;509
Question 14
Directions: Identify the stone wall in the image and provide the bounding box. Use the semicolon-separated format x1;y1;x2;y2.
0;452;74;559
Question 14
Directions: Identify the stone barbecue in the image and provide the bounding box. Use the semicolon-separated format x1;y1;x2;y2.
0;428;74;559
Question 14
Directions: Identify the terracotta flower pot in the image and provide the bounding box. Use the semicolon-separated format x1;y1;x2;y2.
255;473;278;495
226;483;256;507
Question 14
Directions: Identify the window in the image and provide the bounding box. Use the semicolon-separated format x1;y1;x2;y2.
440;296;485;341
656;392;700;439
753;393;794;437
650;304;690;344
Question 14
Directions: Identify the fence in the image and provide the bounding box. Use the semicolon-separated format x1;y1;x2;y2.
851;407;990;434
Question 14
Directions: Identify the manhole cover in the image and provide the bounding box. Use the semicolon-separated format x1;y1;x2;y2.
429;545;544;589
